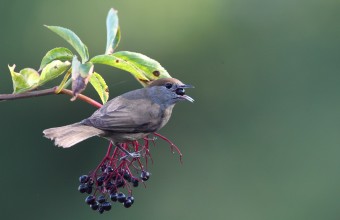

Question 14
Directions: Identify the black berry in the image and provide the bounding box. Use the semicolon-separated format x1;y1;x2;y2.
141;171;150;181
117;192;126;203
90;202;99;210
110;193;118;202
97;195;106;203
176;88;185;96
78;184;87;193
102;202;112;211
79;175;89;183
86;185;93;194
124;199;133;208
85;195;96;205
123;172;131;181
97;176;105;186
131;178;139;187
127;196;135;205
98;206;104;214
105;181;114;190
116;179;124;188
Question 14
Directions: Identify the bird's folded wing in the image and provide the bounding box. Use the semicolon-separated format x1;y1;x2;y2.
82;95;161;133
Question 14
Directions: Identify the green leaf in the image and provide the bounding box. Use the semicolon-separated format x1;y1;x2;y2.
105;8;120;55
39;47;73;71
8;65;40;93
89;72;109;104
112;26;121;52
39;60;71;85
20;69;40;87
9;65;29;93
56;68;72;93
90;51;171;87
71;56;94;100
45;25;89;63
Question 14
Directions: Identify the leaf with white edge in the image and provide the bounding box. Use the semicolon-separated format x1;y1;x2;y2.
105;8;120;55
90;51;171;87
8;65;40;93
45;25;89;63
71;56;94;100
89;72;109;104
39;60;71;85
112;26;121;53
39;47;73;71
9;65;29;93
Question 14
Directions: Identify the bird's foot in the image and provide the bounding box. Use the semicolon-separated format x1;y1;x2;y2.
119;151;141;161
115;144;142;160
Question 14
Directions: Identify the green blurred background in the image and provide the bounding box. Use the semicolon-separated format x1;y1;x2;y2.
1;0;340;219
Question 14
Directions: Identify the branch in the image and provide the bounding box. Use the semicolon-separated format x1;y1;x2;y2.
0;88;56;100
0;87;102;108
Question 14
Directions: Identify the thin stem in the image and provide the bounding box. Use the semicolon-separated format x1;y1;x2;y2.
154;132;183;163
59;89;103;108
0;88;56;100
0;87;103;108
89;142;113;182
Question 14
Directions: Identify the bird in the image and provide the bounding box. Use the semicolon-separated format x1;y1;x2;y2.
43;77;194;158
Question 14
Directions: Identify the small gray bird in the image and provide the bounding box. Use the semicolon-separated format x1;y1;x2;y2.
43;78;193;157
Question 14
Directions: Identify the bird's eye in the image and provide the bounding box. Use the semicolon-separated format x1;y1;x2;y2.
164;83;173;89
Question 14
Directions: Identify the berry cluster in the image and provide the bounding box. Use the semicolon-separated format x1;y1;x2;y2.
78;167;150;213
77;134;180;213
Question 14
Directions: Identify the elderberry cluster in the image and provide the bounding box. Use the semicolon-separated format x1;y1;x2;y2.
77;164;151;213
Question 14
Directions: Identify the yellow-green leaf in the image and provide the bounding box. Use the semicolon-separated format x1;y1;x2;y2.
105;8;120;55
89;72;109;104
39;47;73;71
90;51;171;87
8;65;40;93
45;25;89;63
56;68;72;93
39;60;71;85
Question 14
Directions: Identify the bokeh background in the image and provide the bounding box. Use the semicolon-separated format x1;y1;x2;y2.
1;0;340;219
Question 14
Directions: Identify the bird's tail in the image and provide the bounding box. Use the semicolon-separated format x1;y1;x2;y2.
43;123;104;148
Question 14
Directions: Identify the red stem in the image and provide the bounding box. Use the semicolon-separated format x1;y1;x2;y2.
90;142;113;177
154;132;183;164
59;89;103;108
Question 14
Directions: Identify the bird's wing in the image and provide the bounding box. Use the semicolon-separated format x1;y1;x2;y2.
82;89;161;133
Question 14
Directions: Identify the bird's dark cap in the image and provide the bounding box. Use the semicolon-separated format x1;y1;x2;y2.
147;78;184;87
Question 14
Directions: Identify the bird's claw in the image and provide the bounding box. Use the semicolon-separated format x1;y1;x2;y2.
129;151;141;158
119;151;141;161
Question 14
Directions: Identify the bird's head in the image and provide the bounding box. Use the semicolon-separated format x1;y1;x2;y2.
148;78;194;105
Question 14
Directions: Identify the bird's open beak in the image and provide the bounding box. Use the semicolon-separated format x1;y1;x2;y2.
179;84;195;89
181;95;194;102
177;84;194;102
